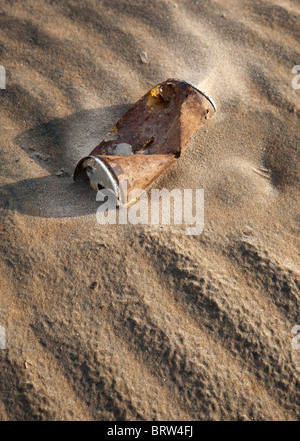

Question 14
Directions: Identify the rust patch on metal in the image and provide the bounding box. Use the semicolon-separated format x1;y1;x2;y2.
112;165;124;176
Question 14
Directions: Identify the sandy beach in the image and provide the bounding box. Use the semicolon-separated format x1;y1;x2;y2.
0;0;299;420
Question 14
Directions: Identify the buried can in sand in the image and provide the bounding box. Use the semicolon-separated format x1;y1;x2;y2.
73;79;216;206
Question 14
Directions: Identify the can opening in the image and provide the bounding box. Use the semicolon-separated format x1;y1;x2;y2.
74;156;120;204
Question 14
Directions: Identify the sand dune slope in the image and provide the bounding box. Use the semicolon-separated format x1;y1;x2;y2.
0;0;299;420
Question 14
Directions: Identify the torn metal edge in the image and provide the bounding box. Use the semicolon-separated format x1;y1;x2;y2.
176;79;217;112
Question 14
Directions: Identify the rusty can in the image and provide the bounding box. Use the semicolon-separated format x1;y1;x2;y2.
73;79;216;205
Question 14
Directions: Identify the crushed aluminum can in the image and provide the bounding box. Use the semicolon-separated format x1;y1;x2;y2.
73;79;216;205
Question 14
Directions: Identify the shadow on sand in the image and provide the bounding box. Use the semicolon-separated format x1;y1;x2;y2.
0;104;130;218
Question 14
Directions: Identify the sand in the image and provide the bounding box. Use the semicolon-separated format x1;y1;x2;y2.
0;0;299;421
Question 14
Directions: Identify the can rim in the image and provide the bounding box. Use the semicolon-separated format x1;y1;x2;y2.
73;155;121;205
176;79;217;112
